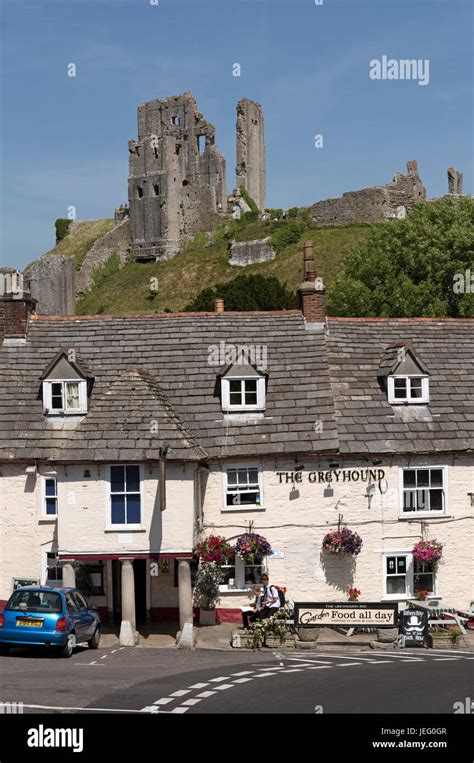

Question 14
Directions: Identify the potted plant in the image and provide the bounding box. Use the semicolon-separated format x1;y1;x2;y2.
194;535;234;564
347;586;361;602
322;527;363;557
412;540;443;564
415;587;430;601
233;533;272;563
193;561;223;626
429;627;462;649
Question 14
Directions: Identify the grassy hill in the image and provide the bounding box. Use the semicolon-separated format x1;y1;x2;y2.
38;219;116;271
74;219;371;315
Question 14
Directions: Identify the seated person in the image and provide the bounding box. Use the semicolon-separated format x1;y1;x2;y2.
259;574;281;620
241;585;263;630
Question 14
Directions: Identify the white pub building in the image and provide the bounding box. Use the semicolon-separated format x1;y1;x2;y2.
0;244;473;637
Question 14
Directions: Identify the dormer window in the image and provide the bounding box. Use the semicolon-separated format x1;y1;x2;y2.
41;350;91;415
387;375;429;404
378;342;430;406
219;354;266;413
44;380;87;413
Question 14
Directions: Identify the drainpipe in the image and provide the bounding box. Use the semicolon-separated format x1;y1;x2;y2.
159;446;168;512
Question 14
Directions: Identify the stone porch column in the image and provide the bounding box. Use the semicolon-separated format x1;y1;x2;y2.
61;562;76;588
178;559;193;631
120;558;136;631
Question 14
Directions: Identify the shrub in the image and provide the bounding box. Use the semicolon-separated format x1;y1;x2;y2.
238;186;259;213
185;274;298;312
270;220;305;252
55;218;72;243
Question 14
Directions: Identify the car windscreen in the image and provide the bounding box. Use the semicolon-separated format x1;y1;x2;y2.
6;590;63;613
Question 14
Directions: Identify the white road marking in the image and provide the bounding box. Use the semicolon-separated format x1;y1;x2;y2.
213;683;234;691
181;698;202;706
100;655;108;659
171;707;189;714
209;676;230;683
282;668;303;673
253;672;274;678
170;689;191;697
188;682;209;689
306;665;332;670
285;654;376;663
153;698;174;705
233;677;253;683
433;657;460;661
111;649;117;654
141;706;170;713
15;703;143;713
195;690;217;698
258;666;287;671
334;662;362;667
231;670;253;676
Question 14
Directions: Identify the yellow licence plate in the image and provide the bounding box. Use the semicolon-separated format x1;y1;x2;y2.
17;620;42;627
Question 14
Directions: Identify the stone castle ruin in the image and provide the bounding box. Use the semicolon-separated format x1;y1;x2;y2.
21;90;466;315
310;160;427;225
128;92;227;261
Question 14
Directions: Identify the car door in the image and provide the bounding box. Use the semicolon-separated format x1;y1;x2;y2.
65;592;81;638
72;592;95;640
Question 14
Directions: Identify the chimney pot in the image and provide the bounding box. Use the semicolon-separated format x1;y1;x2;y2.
215;297;224;314
298;240;326;323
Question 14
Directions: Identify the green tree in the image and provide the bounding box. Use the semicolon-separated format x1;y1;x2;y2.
185;274;298;312
326;197;474;318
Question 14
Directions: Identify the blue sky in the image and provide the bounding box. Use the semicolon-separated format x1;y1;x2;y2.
1;0;472;270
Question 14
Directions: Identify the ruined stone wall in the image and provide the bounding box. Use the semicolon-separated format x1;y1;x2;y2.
75;219;131;296
25;255;76;315
128;92;226;261
310;161;426;226
236;98;266;211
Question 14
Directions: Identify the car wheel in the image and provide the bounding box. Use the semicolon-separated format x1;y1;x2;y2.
88;627;101;650
60;632;76;658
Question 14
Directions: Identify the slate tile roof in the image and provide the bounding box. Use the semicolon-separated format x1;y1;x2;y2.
0;312;472;461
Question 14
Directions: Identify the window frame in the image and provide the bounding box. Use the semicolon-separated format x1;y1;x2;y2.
219;556;265;593
42;476;58;519
382;551;437;601
44;550;63;585
106;464;145;531
222;463;264;512
399;465;447;517
387;374;429;404
43;379;88;415
221;376;266;413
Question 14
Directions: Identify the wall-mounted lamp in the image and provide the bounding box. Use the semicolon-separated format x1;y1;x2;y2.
329;462;340;469
372;459;383;466
83;469;91;478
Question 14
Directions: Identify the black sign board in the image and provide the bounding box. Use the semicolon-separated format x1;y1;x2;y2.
295;602;398;628
399;608;429;647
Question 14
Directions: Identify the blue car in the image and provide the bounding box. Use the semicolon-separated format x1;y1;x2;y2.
0;587;101;658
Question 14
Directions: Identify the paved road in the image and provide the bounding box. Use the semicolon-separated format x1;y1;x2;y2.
0;645;473;714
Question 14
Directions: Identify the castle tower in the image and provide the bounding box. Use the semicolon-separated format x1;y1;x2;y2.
128;92;226;261
235;98;266;211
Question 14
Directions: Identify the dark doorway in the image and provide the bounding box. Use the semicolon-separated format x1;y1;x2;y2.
112;559;121;624
134;559;147;625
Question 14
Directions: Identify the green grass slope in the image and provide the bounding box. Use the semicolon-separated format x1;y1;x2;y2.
76;222;371;315
38;219;116;271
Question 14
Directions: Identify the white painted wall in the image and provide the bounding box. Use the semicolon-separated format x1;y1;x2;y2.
202;455;474;612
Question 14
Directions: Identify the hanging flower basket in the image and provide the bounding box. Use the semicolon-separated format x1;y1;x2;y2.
233;533;272;563
322;527;363;557
412;540;443;564
194;535;234;565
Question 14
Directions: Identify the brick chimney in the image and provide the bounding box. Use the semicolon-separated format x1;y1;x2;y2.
215;298;224;313
0;292;37;341
298;240;326;323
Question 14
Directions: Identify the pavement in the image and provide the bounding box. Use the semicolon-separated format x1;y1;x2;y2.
103;621;474;652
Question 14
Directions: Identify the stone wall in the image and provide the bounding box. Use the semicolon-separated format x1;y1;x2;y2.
310;161;427;226
75;219;131;296
25;255;76;315
236;98;266;211
229;238;275;266
128;92;226;261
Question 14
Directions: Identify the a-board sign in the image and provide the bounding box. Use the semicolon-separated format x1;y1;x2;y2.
399;608;429;647
294;602;398;628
